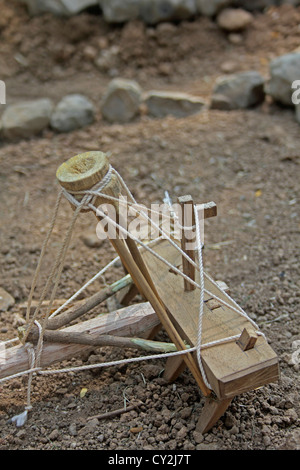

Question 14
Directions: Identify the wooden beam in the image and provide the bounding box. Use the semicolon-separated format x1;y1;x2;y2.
0;303;159;380
46;274;132;330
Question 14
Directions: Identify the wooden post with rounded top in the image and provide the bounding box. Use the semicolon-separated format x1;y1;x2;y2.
56;151;211;397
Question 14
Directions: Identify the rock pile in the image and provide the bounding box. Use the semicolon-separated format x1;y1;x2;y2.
0;94;95;140
2;49;300;140
20;0;300;22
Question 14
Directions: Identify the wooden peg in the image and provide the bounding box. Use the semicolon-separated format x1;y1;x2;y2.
178;195;196;291
237;328;258;351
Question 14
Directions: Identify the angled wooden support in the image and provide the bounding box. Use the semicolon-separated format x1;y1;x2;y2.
196;396;232;434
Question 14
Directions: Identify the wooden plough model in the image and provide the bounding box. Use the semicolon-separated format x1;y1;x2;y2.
0;151;280;433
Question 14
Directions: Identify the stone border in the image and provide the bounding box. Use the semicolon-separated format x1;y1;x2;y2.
2;50;300;141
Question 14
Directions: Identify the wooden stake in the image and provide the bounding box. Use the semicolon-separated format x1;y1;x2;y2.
178;195;196;291
46;274;132;330
23;325;186;354
237;328;258;351
87;401;143;421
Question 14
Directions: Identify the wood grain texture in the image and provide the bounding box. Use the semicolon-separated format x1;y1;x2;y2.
142;239;279;399
0;302;159;380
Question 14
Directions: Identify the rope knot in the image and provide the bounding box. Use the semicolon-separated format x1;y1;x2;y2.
61;165;113;212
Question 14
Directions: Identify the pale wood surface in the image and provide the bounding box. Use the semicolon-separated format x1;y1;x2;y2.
142;239;279;399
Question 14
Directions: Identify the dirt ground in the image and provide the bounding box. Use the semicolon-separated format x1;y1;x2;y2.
0;1;299;451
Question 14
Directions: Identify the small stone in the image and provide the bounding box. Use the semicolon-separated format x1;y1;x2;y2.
196;0;231;17
280;429;300;450
263;435;271;446
69;423;77;436
0;99;53;140
83;45;98;62
50;94;95;133
78;418;98;435
100;78;142;123
229;425;239;434
99;0;140;23
284;408;298;423
140;0;197;25
23;0;99;16
211;71;265;110
181;392;190;403
94;46;120;72
220;60;238;74
224;413;236;429
193;431;204;444
267;52;300;106
141;364;163;379
0;287;15;311
145;90;206;118
228;33;243;44
217;8;254;32
180;407;192;419
48;429;59;441
177;425;188;440
81;232;103;248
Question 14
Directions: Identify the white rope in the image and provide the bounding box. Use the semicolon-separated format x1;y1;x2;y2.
194;204;211;389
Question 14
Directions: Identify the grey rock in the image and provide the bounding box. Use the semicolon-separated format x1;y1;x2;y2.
100;0;197;24
267;52;300;106
99;0;140;23
0;287;15;312
196;0;232;16
211;71;265;110
140;0;197;25
100;78;142;123
232;1;295;11
50;94;95;132
145;90;206;118
0;98;53;140
22;0;98;16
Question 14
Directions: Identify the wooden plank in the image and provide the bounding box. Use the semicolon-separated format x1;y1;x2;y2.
142;239;279;399
0;302;159;380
